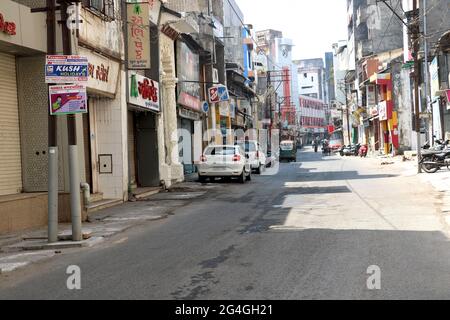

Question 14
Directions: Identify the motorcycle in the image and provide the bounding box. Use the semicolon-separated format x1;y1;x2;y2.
340;144;360;157
359;144;368;157
322;141;331;156
420;141;450;173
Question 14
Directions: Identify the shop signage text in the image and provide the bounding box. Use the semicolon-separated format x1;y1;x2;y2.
378;101;387;121
0;13;16;36
127;2;151;70
45;55;89;83
178;92;201;111
49;84;87;115
179;108;201;121
209;85;229;103
128;73;160;112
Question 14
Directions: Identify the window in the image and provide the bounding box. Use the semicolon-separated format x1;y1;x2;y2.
84;0;115;20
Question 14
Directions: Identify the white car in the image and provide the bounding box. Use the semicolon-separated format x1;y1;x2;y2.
197;145;252;183
237;141;267;174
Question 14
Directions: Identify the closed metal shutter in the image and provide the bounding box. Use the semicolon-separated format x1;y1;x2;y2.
0;52;22;196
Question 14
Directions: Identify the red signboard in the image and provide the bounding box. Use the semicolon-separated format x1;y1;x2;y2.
178;92;201;111
0;13;16;36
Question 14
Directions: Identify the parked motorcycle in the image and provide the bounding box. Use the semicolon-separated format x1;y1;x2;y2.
359;144;368;158
420;140;450;173
340;144;360;157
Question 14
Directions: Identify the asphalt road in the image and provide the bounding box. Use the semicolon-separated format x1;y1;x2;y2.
1;148;450;300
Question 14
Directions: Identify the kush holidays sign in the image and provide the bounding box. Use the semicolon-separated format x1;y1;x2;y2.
127;2;151;69
128;72;160;112
49;84;87;116
45;55;89;83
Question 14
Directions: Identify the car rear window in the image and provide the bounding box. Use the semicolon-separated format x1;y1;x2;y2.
205;147;237;156
238;142;257;152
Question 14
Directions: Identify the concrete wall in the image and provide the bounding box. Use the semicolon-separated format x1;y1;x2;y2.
0;193;87;235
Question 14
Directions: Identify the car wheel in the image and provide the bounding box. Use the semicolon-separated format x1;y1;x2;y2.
256;163;262;174
199;175;206;183
239;171;246;184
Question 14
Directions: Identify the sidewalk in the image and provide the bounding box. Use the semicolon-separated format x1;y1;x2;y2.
367;154;450;228
0;181;218;274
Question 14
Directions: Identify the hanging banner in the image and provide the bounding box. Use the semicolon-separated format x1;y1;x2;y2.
49;84;88;115
128;72;160;112
45;55;88;83
147;0;161;25
127;2;150;69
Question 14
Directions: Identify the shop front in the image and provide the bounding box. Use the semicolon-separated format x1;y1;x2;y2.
127;72;161;189
176;40;203;175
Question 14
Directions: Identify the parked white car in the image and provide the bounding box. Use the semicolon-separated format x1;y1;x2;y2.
197;145;252;183
237;140;267;174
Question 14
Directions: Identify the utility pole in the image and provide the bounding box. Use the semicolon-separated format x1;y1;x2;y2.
411;0;422;173
47;0;58;243
378;0;422;172
61;0;82;241
423;0;432;143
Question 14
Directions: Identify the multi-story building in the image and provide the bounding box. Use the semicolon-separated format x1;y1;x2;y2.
294;58;325;101
345;0;405;154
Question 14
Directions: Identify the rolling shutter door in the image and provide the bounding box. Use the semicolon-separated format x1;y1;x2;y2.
0;52;22;196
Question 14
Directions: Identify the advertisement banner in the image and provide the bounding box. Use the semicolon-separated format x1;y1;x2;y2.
45;55;88;83
430;57;440;98
176;41;201;111
49;84;87;115
128;72;160;112
127;2;151;69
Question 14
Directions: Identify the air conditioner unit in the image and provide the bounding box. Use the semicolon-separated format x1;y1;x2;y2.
213;68;219;84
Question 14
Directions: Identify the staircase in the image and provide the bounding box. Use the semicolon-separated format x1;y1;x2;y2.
87;193;123;214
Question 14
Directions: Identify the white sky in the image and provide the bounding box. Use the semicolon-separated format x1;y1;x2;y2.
235;0;349;60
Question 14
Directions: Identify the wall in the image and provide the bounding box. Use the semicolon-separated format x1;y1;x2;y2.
89;71;128;200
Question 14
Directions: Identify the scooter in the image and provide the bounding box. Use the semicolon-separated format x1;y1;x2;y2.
359;145;368;157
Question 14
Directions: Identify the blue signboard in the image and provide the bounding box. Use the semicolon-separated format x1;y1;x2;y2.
45;55;89;83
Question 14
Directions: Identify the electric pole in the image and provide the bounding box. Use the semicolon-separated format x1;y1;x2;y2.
47;0;58;243
411;0;422;173
378;0;422;173
61;0;82;241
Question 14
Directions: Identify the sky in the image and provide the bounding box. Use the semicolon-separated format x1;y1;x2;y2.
235;0;348;61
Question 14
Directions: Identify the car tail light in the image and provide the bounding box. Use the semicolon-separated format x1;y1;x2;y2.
200;155;207;162
256;151;260;158
232;154;241;162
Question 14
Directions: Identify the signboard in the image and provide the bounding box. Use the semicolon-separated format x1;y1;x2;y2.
128;72;160;112
201;101;209;114
378;101;387;121
229;99;236;119
446;90;450;111
219;101;229;117
179;108;201;121
147;0;161;25
208;85;230;103
79;47;120;97
127;2;151;69
430;57;440;98
45;55;88;83
0;12;16;36
177;41;201;111
49;84;87;115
